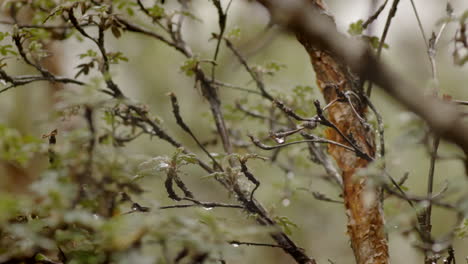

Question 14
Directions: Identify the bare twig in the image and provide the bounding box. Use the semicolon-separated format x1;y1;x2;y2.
313;100;373;161
224;38;275;101
159;203;243;210
210;0;233;80
169;92;223;170
366;0;401;97
249;134;356;153
229;240;284;248
409;0;429;50
0;71;84;94
362;0;389;29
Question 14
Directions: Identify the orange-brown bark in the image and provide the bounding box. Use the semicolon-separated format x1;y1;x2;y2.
296;2;389;264
298;39;388;264
253;1;389;261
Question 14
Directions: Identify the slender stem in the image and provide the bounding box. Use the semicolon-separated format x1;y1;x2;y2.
362;0;389;29
210;0;233;81
249;135;357;153
366;0;401;97
409;0;429;50
229;240;284;248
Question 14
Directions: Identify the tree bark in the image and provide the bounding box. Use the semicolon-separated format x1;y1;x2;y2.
298;2;389;264
256;1;389;263
297;33;389;264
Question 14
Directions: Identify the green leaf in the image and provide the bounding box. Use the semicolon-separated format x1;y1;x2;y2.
148;4;165;18
363;35;389;50
180;57;199;77
79;49;98;59
227;27;241;40
0;45;17;56
265;61;286;75
0;31;10;41
274;216;298;235
35;253;55;262
108;51;129;64
348;19;364;36
177;153;198;165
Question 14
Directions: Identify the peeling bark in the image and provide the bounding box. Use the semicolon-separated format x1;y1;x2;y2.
253;0;390;261
295;3;389;264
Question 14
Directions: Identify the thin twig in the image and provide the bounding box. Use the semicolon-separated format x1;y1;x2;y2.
366;0;401;97
213;80;263;95
382;182;457;211
229;240;284;248
236;102;288;126
409;0;429;50
68;9;124;98
169;92;223;170
362;0;389;29
0;74;84;94
0;19;89;29
159;203;243;210
313;100;373;161
224;38;275;101
249;135;356;153
363;94;386;157
210;0;233;80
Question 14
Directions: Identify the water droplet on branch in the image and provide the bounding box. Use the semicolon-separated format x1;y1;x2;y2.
274;137;285;144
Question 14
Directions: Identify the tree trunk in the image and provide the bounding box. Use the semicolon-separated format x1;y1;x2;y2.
255;0;389;263
296;2;389;264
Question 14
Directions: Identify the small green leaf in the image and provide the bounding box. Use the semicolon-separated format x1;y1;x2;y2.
0;32;10;41
227;27;241;40
149;4;165;18
348;19;364;36
35;253;51;261
180;57;199;76
265;61;286;75
362;36;389;50
274;216;298;235
79;49;98;59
